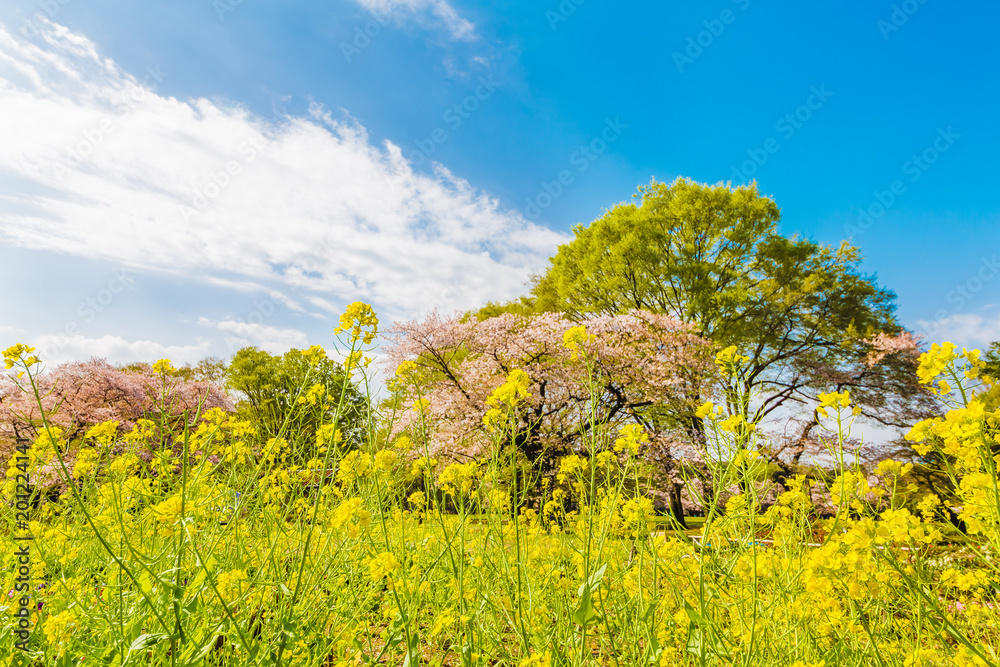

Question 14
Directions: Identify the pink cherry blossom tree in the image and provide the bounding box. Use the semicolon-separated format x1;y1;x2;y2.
382;310;713;522
766;330;937;468
0;358;232;447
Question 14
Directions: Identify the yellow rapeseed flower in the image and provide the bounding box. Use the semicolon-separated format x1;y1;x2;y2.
486;369;532;408
374;449;397;472
42;608;78;654
73;447;100;478
85;420;120;446
613;424;647;455
151;359;175;375
715;345;749;376
302;344;327;366
3;343;39;369
365;551;399;581
563;325;591;360
334;302;379;344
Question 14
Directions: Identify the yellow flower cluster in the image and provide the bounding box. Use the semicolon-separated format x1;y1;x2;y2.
695;401;724;420
262;436;289;462
296;383;326;406
2;343;39;369
315;424;343;450
215;569;249;602
337;450;373;485
410;456;438;477
151;358;175;375
374;449;397;473
816;390;861;418
42;608;77;655
613;424;648;455
916;342;986;394
715;345;749;375
438;461;479;495
330;497;371;537
364;551;399;582
72;447;100;478
334;301;379;344
486;368;532;408
562;325;592;360
301;344;327;366
85;420;119;446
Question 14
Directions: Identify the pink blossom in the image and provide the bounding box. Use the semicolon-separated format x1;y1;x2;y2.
382;310;712;465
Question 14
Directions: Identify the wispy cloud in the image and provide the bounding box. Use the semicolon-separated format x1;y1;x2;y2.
31;333;211;366
915;309;1000;349
0;19;562;331
198;318;310;355
352;0;477;41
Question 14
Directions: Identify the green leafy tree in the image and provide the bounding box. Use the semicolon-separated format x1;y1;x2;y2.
479;178;933;468
116;357;228;385
226;346;367;454
984;341;1000;380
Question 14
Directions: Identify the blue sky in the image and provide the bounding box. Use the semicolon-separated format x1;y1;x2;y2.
1;0;998;369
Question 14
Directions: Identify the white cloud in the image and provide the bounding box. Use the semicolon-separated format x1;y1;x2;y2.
198;317;310;355
0;19;563;330
352;0;476;41
914;310;1000;349
32;333;211;366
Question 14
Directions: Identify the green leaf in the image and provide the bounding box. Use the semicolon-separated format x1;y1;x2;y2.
401;631;420;667
123;633;169;664
573;586;596;626
647;634;661;664
685;626;704;657
137;571;152;595
573;564;608;627
683;599;708;627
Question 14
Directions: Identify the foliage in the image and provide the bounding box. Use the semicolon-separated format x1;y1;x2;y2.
226;346;367;449
117;357;229;385
3;309;1000;667
984;341;1000;380
383;310;711;519
478;178;934;464
0;357;231;490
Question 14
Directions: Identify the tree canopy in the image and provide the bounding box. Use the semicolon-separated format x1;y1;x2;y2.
984;341;1000;380
383;310;712;520
478;178;934;457
226;346;367;449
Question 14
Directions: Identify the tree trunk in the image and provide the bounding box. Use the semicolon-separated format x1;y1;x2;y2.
667;480;687;529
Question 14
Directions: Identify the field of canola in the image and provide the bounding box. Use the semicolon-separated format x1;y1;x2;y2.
1;306;998;667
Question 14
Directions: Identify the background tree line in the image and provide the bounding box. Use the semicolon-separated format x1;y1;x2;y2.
3;177;998;525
